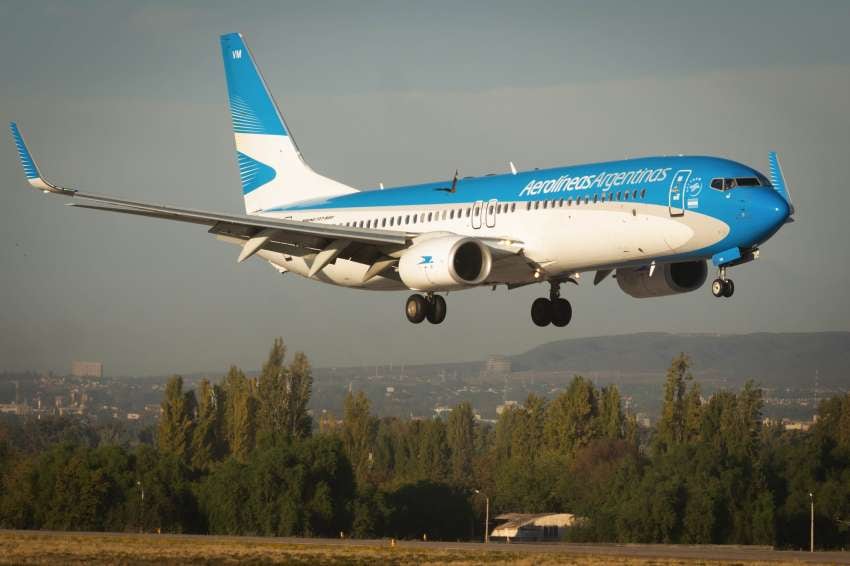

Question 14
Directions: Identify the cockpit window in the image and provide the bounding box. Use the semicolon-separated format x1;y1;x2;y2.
710;176;767;191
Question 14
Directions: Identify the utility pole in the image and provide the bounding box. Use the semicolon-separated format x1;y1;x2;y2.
138;480;145;533
475;489;490;543
809;492;814;552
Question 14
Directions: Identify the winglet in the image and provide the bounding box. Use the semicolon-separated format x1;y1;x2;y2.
9;122;76;195
768;151;794;215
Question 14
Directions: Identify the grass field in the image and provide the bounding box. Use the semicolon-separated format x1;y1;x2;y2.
0;531;842;565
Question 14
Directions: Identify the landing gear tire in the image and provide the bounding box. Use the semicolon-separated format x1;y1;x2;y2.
711;278;725;298
711;278;735;298
405;294;428;323
426;295;447;324
531;298;552;327
551;298;572;327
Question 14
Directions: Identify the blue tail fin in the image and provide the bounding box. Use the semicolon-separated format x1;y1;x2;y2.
220;33;287;137
219;33;355;213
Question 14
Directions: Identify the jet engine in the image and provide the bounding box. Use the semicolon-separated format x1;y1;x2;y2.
398;235;492;291
616;260;707;298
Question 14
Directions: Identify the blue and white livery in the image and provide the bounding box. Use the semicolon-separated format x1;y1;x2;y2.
9;32;793;327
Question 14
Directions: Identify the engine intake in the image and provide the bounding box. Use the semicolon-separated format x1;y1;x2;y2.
398;235;492;291
616;260;707;298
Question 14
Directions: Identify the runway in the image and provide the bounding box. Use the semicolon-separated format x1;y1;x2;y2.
2;530;848;564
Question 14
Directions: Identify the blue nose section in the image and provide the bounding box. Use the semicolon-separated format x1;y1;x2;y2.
750;188;791;241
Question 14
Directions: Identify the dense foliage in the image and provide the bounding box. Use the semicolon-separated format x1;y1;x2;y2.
0;345;847;548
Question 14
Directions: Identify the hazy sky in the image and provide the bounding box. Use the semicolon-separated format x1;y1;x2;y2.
1;1;849;376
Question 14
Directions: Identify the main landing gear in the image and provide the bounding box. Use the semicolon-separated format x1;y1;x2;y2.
531;281;572;327
405;293;447;324
711;266;735;298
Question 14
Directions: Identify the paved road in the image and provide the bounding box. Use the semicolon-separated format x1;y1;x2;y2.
3;530;849;564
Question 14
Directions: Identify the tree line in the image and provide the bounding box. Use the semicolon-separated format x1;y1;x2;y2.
0;340;848;548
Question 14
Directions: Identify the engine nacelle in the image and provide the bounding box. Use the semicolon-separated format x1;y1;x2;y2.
398;235;492;291
616;260;707;298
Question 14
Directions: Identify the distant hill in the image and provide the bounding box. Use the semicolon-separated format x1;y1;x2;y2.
509;332;850;389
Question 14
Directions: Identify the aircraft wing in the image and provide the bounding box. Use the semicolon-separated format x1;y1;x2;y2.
10;123;524;277
10;122;407;248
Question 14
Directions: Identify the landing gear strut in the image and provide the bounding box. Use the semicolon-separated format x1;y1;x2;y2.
405;293;447;324
711;266;735;298
531;281;572;327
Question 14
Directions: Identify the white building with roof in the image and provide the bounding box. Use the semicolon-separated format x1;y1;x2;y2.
491;513;578;542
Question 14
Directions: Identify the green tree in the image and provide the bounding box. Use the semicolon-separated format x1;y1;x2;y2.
157;376;196;463
655;354;693;453
418;418;449;481
285;351;313;439
597;385;625;439
256;339;313;446
222;366;257;461
544;376;598;457
190;379;224;471
446;402;475;486
342;391;375;483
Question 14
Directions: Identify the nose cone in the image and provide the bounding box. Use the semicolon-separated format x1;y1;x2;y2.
751;188;791;239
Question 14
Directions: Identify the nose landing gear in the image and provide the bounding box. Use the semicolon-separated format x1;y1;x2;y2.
711;266;735;298
405;293;447;324
531;281;572;327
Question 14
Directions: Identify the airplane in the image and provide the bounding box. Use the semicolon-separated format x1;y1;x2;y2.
9;32;794;328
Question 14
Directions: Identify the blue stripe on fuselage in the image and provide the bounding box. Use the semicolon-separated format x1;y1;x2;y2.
265;155;762;213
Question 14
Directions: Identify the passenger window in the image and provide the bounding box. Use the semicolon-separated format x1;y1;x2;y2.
632;190;638;199
624;192;629;200
542;201;548;209
526;202;531;211
488;205;494;215
511;203;516;212
567;198;572;206
593;194;598;204
382;218;386;227
534;201;540;210
466;208;471;217
428;212;433;222
640;188;646;198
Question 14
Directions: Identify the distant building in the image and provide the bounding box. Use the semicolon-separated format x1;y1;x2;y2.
496;400;519;415
0;403;29;415
71;361;103;378
783;420;813;432
126;413;141;421
491;513;579;541
483;355;512;376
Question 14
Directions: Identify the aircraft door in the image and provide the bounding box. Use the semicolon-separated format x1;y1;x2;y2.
471;200;484;229
485;199;497;228
668;170;691;216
